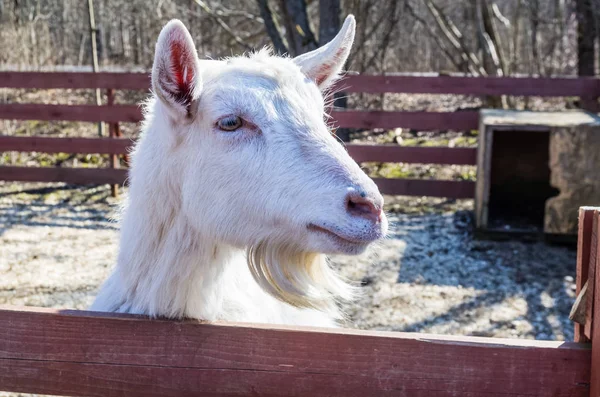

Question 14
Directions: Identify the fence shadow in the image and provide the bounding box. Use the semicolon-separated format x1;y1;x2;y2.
388;210;577;340
0;184;118;237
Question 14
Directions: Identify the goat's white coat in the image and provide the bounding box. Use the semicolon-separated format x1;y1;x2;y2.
91;16;387;327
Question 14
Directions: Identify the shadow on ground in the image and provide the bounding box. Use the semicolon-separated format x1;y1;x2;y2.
0;184;118;237
392;210;577;340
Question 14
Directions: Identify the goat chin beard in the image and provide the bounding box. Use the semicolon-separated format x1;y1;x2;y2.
247;240;356;316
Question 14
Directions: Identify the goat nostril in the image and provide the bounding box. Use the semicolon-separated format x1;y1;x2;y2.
346;194;382;222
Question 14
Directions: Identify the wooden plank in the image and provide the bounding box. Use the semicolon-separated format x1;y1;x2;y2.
592;211;600;397
346;144;477;165
0;306;591;397
576;207;596;343
0;105;476;131
0;105;477;131
586;210;599;339
0;71;149;90
1;72;598;98
373;178;475;198
0;166;127;185
0;138;477;167
337;74;600;97
0;136;132;154
332;110;479;130
474;123;493;230
0;103;142;123
107;88;120;198
0;164;471;199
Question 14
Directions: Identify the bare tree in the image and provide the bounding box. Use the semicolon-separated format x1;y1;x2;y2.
0;0;590;80
477;0;507;76
319;0;341;43
421;0;486;75
576;0;595;76
254;0;319;57
256;0;287;53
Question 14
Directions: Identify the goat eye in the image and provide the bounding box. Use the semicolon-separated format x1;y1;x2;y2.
217;116;243;131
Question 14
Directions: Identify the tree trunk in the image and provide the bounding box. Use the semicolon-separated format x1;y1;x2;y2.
576;0;596;111
319;0;341;43
279;0;318;56
529;0;542;75
318;0;350;142
256;0;288;54
577;0;595;77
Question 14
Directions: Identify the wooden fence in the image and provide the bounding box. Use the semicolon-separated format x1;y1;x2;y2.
0;206;599;396
0;72;599;198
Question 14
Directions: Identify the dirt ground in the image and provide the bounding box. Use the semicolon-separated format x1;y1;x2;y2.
0;182;577;345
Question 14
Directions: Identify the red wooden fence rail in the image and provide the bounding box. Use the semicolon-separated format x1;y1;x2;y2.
0;166;126;185
1;72;598;198
0;137;477;164
0;103;481;130
0;136;131;154
0;305;592;397
2;72;599;96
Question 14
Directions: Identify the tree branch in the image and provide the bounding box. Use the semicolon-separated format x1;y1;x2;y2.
405;1;467;73
361;1;400;72
423;0;486;75
193;0;252;51
477;0;507;76
491;3;510;27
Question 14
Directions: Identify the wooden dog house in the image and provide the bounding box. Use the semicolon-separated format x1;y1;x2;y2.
475;109;600;238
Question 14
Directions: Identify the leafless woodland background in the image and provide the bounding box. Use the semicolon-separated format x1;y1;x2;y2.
0;0;599;78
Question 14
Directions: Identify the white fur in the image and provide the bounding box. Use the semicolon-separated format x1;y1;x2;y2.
91;16;387;328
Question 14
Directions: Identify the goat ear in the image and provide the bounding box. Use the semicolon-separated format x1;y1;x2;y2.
293;15;355;90
152;20;201;119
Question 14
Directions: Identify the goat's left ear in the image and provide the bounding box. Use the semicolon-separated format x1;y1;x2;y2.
152;19;202;120
293;15;355;91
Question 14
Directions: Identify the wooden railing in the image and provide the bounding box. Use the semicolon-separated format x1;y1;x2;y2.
0;306;590;397
1;206;599;396
1;72;599;198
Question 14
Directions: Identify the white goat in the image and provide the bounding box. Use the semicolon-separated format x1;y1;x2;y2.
91;15;387;327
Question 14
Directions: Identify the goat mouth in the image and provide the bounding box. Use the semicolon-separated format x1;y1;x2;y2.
307;224;370;245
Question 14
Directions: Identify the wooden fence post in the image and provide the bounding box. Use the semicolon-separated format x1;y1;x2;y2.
574;207;595;343
573;207;600;396
116;116;129;168
87;0;104;138
579;79;600;113
106;88;119;197
591;209;600;397
580;97;600;113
